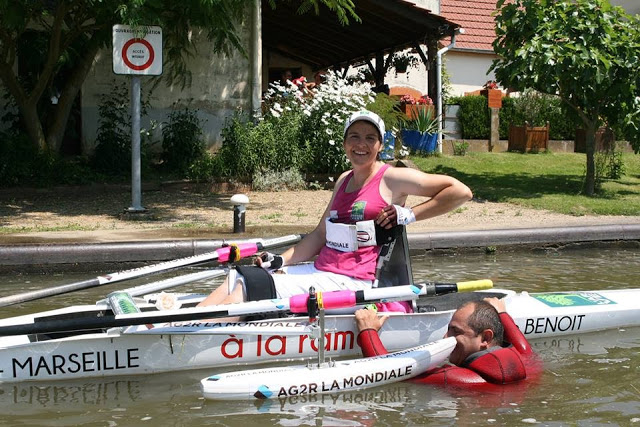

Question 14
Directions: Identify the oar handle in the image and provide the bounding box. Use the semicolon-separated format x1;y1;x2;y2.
456;279;494;292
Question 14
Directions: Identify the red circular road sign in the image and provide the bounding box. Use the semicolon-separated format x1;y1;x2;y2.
121;38;155;71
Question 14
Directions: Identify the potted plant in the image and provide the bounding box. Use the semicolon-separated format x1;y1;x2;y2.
391;53;419;76
399;94;434;120
507;89;551;152
401;106;439;153
480;80;503;108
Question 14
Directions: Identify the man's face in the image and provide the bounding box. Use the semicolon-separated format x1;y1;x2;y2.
445;303;486;365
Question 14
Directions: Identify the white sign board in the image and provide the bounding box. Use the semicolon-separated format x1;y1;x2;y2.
113;25;162;75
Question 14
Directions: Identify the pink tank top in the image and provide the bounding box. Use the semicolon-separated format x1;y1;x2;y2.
314;164;391;280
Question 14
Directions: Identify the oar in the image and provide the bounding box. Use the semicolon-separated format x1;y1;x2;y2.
114;268;228;299
0;279;492;337
0;234;302;307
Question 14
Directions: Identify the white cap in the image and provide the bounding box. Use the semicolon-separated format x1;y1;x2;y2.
343;110;385;139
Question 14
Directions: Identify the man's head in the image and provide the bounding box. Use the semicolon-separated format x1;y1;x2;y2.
281;69;293;82
445;300;504;365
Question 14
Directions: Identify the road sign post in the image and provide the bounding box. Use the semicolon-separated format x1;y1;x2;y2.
113;25;162;213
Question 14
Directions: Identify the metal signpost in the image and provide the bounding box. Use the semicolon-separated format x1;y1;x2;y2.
112;25;162;213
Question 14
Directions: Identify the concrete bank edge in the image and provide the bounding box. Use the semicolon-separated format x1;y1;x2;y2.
0;224;639;267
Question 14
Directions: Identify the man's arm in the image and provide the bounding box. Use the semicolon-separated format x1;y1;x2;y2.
355;308;390;357
485;297;533;356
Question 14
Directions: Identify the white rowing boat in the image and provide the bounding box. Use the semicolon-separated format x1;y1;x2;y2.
201;337;456;400
1;286;639;383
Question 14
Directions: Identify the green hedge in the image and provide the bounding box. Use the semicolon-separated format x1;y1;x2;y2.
449;91;581;140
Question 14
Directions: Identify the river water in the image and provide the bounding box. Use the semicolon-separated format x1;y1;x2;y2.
0;246;638;426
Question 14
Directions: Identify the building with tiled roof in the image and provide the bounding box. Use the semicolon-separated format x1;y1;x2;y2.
438;0;501;96
383;0;501;98
440;0;497;51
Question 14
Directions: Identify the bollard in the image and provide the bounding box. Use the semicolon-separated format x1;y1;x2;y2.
230;194;249;233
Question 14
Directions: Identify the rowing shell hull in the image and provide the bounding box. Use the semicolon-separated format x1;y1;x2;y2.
201;337;456;400
0;288;639;383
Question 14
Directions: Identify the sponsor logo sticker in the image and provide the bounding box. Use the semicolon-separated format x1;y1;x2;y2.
533;292;616;307
350;201;366;221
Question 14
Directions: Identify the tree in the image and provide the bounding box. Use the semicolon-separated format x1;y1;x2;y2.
490;0;640;195
0;0;358;154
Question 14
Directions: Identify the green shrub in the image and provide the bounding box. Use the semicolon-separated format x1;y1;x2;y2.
91;81;152;176
451;96;490;139
252;168;307;191
162;104;206;174
452;140;470;156
0;132;93;187
452;90;580;140
216;111;305;180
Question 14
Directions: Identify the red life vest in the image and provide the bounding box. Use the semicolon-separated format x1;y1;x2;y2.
356;312;540;387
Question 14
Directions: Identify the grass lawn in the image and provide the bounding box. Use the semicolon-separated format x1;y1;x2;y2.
411;152;640;216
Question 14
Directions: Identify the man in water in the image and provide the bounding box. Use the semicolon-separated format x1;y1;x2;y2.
355;297;541;386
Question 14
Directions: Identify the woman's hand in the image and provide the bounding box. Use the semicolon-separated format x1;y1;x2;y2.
375;204;415;229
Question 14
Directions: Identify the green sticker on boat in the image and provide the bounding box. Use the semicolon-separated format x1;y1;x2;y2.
533;292;616;307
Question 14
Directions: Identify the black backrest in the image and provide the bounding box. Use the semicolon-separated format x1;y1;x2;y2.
374;226;414;287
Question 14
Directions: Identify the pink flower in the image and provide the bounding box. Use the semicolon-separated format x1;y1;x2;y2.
400;94;416;105
417;95;433;105
484;80;498;90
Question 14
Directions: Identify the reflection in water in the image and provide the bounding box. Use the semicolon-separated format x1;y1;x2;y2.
0;247;638;425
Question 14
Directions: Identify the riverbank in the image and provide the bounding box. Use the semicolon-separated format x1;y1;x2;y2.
1;184;638;244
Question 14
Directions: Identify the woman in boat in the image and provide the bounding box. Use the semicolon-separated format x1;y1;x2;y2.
355;297;543;386
198;110;472;311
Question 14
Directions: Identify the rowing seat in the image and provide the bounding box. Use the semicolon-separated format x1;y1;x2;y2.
374;225;414;288
373;227;506;312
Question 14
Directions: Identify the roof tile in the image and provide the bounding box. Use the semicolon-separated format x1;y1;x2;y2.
440;0;498;51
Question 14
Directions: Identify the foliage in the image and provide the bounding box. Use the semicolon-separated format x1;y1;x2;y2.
451;94;581;140
491;0;640;195
405;107;439;134
91;81;151;176
450;96;490;139
0;132;92;187
499;91;579;140
365;93;407;133
390;52;420;76
452;141;470;156
0;1;359;155
216;111;305;180
593;146;625;192
161;103;206;174
214;71;375;180
186;153;219;183
252;168;307;192
91;83;134;175
264;70;374;174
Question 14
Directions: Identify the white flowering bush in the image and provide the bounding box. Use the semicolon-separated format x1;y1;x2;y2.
216;71;403;182
264;71;374;174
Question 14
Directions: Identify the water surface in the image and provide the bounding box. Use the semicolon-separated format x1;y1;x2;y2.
0;247;638;426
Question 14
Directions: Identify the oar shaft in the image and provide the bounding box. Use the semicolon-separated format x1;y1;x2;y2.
121;269;228;298
0;279;493;337
0;234;302;307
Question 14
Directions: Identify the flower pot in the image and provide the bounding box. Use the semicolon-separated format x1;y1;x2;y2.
508;121;549;152
575;127;614;153
480;88;504;108
394;63;408;73
401;130;437;153
400;104;435;120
